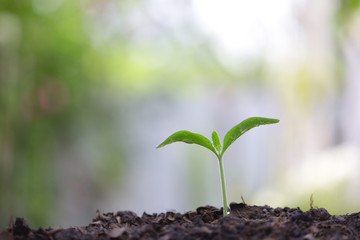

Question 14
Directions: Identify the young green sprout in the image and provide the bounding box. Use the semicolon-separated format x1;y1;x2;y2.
156;117;279;216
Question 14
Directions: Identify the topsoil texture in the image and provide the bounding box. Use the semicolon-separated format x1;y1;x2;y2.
1;202;360;240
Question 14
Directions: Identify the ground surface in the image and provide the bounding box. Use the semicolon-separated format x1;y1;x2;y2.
1;202;360;239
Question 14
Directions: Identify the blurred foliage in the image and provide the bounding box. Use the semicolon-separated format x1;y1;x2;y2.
1;0;360;229
336;0;360;24
0;0;234;228
0;0;127;227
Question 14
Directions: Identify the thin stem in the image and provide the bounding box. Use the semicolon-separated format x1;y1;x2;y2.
218;156;228;216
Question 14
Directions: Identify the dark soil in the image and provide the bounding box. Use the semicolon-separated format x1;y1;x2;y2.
2;202;360;240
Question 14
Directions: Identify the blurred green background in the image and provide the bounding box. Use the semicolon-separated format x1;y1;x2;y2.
1;0;360;228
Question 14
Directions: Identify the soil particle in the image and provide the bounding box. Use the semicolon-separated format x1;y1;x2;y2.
2;202;360;239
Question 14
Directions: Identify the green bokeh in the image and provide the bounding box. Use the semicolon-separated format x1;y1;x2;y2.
0;0;359;229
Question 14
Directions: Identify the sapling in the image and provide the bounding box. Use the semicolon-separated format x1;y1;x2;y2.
157;116;279;216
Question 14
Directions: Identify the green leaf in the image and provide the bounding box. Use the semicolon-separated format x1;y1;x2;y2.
212;131;221;153
221;117;279;156
157;130;217;155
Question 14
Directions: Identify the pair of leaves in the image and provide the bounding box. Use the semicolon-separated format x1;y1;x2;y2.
157;117;279;158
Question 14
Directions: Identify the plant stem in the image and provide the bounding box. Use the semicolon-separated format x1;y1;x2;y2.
218;156;228;216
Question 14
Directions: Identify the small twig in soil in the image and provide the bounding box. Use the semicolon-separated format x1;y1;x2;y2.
241;196;246;205
310;194;314;209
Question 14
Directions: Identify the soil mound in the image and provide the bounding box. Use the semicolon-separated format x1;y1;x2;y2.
1;202;359;239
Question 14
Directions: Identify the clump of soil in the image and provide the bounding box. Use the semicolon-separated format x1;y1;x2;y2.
1;202;360;239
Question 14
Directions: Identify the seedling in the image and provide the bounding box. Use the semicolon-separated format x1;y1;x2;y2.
157;117;279;216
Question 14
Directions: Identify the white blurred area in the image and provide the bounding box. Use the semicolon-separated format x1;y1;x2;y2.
253;144;360;213
85;0;360;219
